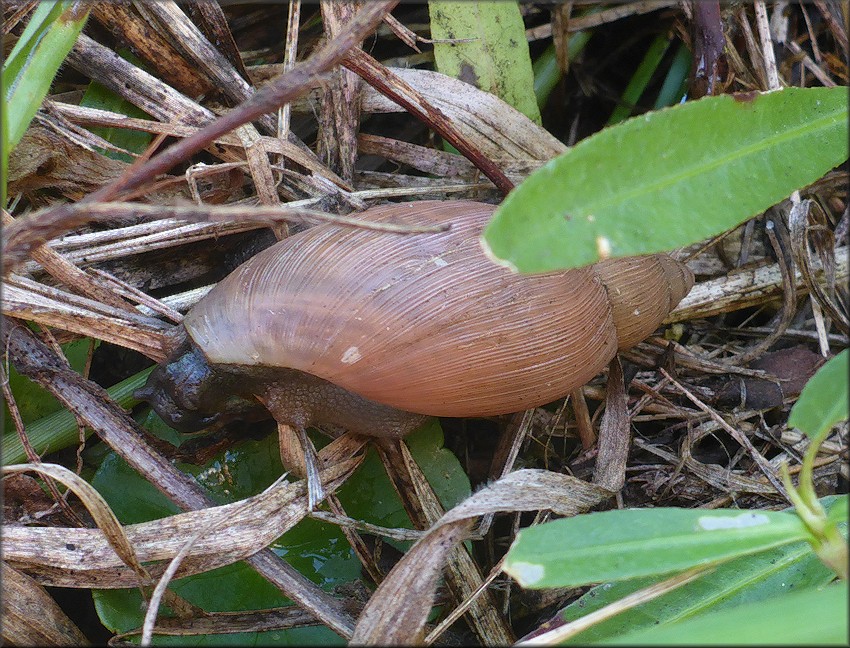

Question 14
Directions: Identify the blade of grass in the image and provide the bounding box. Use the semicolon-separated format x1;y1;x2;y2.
2;367;153;465
653;42;691;109
607;31;672;125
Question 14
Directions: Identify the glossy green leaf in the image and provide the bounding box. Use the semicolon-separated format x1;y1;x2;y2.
483;86;849;272
788;349;849;445
559;496;847;644
600;581;848;645
428;0;541;124
504;507;810;589
92;420;469;644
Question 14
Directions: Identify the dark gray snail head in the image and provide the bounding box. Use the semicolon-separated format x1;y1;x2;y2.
135;333;262;432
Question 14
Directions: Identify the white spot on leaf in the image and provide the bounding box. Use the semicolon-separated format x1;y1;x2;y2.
697;512;770;530
480;238;520;273
507;561;545;585
596;236;612;259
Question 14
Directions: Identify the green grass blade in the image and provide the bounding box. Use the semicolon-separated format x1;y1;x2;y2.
428;0;541;124
533;32;593;110
3;3;66;89
3;2;90;150
483;86;849;272
2;367;153;465
607;32;671;125
653;42;690;109
2;1;90;206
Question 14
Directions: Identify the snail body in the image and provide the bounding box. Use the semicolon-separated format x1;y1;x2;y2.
140;200;692;438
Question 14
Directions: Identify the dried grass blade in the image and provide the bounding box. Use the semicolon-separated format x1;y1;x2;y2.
4;449;365;588
4;463;151;585
592;357;630;492
351;469;609;644
1;563;90;646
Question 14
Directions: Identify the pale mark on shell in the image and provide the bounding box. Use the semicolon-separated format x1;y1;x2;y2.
341;346;362;364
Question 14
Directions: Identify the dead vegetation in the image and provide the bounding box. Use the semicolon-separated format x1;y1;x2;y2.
2;1;847;645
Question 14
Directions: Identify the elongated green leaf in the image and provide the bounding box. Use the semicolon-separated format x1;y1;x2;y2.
483;86;849;272
600;581;848;645
81;76;152;163
560;496;846;644
2;2;90;206
607;32;671;125
788;349;849;445
2;2;90;150
3;337;93;429
503;507;809;589
428;1;541;124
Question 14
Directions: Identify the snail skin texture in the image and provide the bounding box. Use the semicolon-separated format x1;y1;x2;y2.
139;200;693;438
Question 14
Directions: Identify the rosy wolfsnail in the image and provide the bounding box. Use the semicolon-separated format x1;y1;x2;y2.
138;200;693;438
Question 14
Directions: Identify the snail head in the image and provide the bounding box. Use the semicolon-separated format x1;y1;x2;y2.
136;334;259;432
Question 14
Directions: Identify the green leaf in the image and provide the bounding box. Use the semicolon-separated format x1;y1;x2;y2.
2;2;90;204
503;507;810;589
653;43;690;109
91;420;470;643
599;581;848;645
827;495;848;525
788;349;849;445
483;86;849;272
3;337;94;428
428;1;541;124
560;496;847;644
533;33;593;110
81;78;153;163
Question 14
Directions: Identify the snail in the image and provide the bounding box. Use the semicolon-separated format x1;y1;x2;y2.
138;200;693;443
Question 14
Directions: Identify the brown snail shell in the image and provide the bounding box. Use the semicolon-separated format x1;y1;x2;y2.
150;200;691;427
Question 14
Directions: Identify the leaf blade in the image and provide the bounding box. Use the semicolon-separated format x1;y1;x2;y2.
504;507;810;589
483;86;849;272
428;0;541;124
788;349;849;445
600;581;848;645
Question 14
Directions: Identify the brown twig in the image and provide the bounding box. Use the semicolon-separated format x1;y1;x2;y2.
341;48;515;195
3;1;399;272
